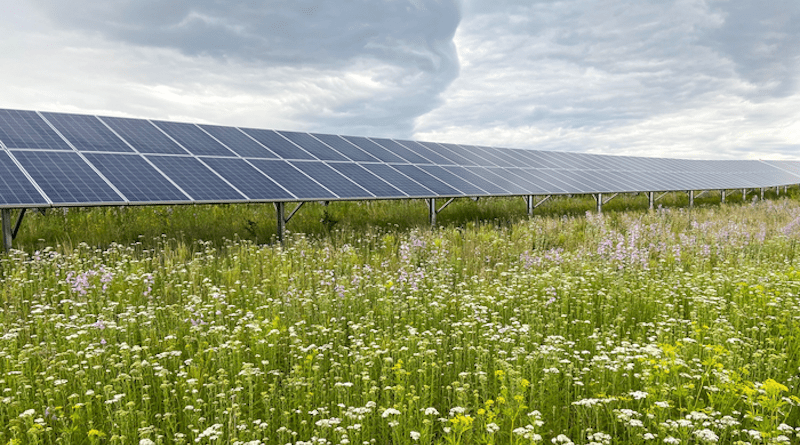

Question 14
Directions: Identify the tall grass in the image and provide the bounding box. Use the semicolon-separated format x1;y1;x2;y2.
1;191;799;444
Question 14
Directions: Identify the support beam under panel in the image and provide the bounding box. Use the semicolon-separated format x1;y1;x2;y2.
13;208;26;240
276;202;286;245
2;209;12;253
603;193;619;205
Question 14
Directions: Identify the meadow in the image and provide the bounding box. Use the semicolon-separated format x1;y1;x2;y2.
1;191;800;445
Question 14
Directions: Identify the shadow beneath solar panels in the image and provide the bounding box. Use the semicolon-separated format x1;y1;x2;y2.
8;189;793;252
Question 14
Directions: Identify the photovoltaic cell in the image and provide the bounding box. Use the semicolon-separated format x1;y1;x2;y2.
291;162;373;199
360;163;435;197
12;150;124;204
153;121;235;156
328;163;406;198
368;138;432;164
83;153;188;202
0;109;72;150
395;140;454;165
471;167;535;195
145;155;245;201
278;131;349;161
101;117;188;154
42;112;134;153
201;157;295;200
497;168;556;194
466;145;515;167
247;159;336;200
391;164;462;196
0;151;47;206
310;134;379;162
504;169;565;194
417;141;477;166
342;136;406;163
442;166;510;194
240;128;315;160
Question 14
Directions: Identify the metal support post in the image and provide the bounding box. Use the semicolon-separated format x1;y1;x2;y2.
760;188;764;200
648;192;654;210
742;188;747;200
527;196;533;216
276;202;286;244
721;190;726;203
596;193;603;213
2;209;12;253
688;190;694;208
428;198;436;226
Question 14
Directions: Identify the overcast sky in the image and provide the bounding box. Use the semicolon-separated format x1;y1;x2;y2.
1;0;799;160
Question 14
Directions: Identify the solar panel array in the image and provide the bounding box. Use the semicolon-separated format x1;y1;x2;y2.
0;108;798;209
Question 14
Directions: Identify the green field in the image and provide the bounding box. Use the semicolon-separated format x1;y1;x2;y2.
2;193;800;444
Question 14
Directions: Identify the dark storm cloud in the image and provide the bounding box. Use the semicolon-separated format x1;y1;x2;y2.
31;0;462;135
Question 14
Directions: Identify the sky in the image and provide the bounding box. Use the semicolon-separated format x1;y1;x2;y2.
1;0;799;160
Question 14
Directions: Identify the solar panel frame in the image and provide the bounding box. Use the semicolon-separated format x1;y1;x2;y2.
240;128;316;160
442;166;511;195
82;153;190;203
395;140;456;165
311;134;380;162
359;163;437;198
246;159;337;200
277;131;350;162
152;121;237;157
391;164;464;196
290;161;374;199
100;116;189;155
416;141;478;166
145;155;248;202
418;165;489;196
0;109;74;151
466;166;533;195
458;144;513;167
327;162;408;198
368;138;432;164
0;150;49;207
342;136;407;163
199;125;279;158
199;157;296;201
42;112;135;153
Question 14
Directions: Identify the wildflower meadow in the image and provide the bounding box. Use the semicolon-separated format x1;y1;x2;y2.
1;194;800;444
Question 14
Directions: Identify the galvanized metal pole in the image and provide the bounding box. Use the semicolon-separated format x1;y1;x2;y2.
596;193;603;213
688;190;694;208
2;209;12;253
527;196;533;216
721;190;726;203
276;202;285;244
760;188;764;200
742;188;747;200
428;198;436;226
648;191;654;210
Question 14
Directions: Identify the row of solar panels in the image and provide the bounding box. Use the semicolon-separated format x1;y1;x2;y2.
0;108;798;208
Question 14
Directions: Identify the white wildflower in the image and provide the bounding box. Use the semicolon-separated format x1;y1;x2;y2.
693;429;719;443
381;408;400;418
410;431;421;441
423;407;440;416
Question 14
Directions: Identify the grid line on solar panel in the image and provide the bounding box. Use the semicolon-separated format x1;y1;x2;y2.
468;167;533;195
240;128;315;160
0;151;48;206
395;140;455;165
82;153;189;203
310;134;379;162
100;116;189;154
152;121;236;157
391;164;463;196
489;168;553;195
290;161;373;199
327;163;406;198
198;125;278;158
452;144;508;167
506;169;567;194
247;159;336;200
145;155;246;201
368;138;432;164
278;131;349;161
200;157;295;201
342;136;407;163
417;141;478;166
0;109;73;150
442;166;510;194
359;163;435;197
12;150;126;204
505;149;558;169
418;165;487;195
41;112;135;153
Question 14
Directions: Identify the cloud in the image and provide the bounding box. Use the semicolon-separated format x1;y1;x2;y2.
24;0;463;136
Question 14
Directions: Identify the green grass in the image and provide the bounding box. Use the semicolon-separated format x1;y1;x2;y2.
1;191;800;444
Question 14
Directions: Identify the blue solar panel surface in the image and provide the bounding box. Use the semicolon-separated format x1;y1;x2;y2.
1;108;799;210
83;153;188;202
0;110;73;150
43;112;134;153
0;151;47;206
13;150;124;204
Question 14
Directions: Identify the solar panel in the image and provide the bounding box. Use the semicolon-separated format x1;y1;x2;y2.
508;149;558;169
450;144;506;167
369;138;432;164
291;161;373;199
145;155;246;201
0;151;48;206
42;112;135;153
199;125;278;158
153;121;235;156
0;109;73;150
247;159;336;200
360;164;436;197
311;134;380;162
240;128;315;160
418;165;487;195
442;166;510;194
342;136;407;163
391;164;463;196
396;140;455;165
327;163;407;198
12;150;125;204
417;141;478;166
200;157;295;201
499;168;559;194
470;167;535;195
83;153;188;203
101;117;188;154
278;131;349;162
